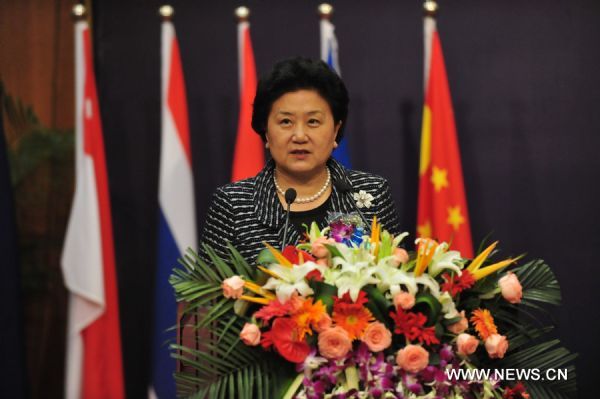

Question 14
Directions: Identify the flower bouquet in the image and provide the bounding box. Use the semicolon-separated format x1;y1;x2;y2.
170;214;576;398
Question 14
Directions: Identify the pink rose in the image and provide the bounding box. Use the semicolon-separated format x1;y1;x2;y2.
311;237;335;259
240;323;261;346
393;291;415;310
499;272;523;304
318;326;352;359
396;345;429;373
456;333;479;356
314;313;332;333
447;310;469;334
392;248;409;266
485;334;509;359
222;275;245;299
361;322;392;352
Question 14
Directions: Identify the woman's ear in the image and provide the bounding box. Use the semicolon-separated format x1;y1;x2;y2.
334;121;342;146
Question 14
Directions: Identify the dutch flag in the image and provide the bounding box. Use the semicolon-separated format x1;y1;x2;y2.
150;16;197;399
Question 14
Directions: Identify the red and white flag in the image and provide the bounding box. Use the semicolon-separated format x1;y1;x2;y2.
417;15;474;257
231;17;263;182
61;18;125;399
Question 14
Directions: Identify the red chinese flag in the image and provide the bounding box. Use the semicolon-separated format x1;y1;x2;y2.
417;17;474;258
231;20;264;181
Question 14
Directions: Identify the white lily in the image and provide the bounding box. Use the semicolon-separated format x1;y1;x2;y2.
414;273;442;299
262;261;318;302
438;291;460;319
333;259;379;302
373;261;418;296
427;242;463;278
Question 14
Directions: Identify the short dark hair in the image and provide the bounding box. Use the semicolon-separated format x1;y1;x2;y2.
251;57;349;143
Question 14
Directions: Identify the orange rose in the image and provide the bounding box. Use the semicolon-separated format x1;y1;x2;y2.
499;272;523;304
393;291;415;310
222;275;244;299
396;345;429;373
485;334;509;359
240;323;261;346
318;326;352;359
361;322;392;352
456;333;479;356
447;310;469;334
314;313;332;333
392;248;409;266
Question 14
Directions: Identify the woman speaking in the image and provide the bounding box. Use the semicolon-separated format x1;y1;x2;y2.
200;57;401;263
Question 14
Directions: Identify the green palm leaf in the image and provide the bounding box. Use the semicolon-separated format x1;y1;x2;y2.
170;245;294;398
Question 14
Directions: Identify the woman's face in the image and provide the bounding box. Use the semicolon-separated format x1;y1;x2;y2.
265;89;340;178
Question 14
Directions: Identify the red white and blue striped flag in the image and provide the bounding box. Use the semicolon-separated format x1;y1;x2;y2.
150;17;197;398
320;14;351;168
62;17;125;399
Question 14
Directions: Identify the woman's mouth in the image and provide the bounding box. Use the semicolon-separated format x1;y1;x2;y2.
290;149;310;159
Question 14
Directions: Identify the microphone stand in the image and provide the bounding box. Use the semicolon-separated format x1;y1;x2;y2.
281;188;297;250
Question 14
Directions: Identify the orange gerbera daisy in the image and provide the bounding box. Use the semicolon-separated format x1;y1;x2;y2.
470;308;498;340
333;302;374;340
291;298;327;339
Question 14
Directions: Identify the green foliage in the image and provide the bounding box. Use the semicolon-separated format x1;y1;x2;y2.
170;244;293;398
480;259;577;398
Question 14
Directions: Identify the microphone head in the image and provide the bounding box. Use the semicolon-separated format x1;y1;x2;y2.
284;188;297;205
333;178;352;193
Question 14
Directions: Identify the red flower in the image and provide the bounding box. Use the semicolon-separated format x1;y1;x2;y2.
282;245;315;265
334;290;369;306
390;308;439;345
269;317;311;363
503;382;530;399
305;269;323;282
441;270;476;297
254;299;293;322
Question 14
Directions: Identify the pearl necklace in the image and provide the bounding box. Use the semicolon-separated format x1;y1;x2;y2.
273;168;331;204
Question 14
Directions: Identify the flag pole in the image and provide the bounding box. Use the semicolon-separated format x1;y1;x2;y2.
318;3;334;20
235;5;250;22
423;0;439;17
234;6;250;95
71;3;86;19
159;4;174;20
422;0;438;94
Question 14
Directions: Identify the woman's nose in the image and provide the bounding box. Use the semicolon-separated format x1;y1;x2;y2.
292;124;308;141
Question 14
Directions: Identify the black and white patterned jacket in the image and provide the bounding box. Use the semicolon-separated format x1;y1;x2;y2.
199;158;401;265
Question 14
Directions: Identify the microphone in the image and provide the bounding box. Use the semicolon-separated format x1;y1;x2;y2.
281;188;297;250
333;178;370;231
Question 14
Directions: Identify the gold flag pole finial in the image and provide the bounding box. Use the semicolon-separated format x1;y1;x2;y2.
318;3;334;20
71;4;87;20
159;5;175;20
423;0;439;17
235;6;250;22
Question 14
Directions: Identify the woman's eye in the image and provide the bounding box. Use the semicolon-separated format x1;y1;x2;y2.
279;119;292;126
308;119;321;126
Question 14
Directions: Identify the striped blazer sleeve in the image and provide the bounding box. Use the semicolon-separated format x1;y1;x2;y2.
199;187;235;262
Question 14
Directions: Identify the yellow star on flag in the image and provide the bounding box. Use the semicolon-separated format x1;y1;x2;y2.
431;166;449;192
417;220;432;238
447;206;465;231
